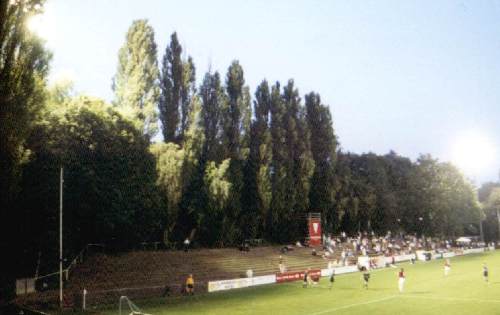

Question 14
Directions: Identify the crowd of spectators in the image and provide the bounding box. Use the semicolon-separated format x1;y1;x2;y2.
275;231;490;272
320;231;487;261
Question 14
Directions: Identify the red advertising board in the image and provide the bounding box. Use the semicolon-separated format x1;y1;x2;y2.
308;217;321;246
276;269;321;283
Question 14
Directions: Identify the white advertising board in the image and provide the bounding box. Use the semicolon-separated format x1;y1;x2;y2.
208;275;276;292
394;254;416;262
462;248;485;255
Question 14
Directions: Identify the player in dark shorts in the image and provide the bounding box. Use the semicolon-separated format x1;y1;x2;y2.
483;263;489;283
303;269;309;288
329;269;335;289
362;267;370;289
185;274;194;295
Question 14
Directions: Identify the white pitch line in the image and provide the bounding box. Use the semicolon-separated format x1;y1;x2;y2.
401;295;500;303
308;295;397;315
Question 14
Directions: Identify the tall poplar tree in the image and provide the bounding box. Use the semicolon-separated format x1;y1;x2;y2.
223;60;245;158
244;80;272;237
199;71;225;162
282;80;315;239
305;92;338;232
268;82;288;242
112;19;160;138
159;32;196;143
219;60;250;243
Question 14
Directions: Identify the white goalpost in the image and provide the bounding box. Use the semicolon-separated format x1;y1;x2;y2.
119;296;152;315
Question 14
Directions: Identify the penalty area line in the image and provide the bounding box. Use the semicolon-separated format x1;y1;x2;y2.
308;295;398;315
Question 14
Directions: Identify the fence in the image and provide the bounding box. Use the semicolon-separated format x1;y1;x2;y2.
17;244;105;296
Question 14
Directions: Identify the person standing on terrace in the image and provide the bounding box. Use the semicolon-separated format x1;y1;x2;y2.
186;274;194;295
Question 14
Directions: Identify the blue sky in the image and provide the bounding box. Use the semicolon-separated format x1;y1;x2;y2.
37;0;500;184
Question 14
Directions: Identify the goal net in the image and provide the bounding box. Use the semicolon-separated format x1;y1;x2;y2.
119;295;152;315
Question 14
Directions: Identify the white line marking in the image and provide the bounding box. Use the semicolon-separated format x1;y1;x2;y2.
401;295;500;303
308;295;397;315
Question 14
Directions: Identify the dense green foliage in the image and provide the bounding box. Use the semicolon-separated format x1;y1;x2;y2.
112;19;160;138
1;9;488;296
479;184;500;241
0;0;51;299
334;153;481;237
19;95;162;262
158;32;196;143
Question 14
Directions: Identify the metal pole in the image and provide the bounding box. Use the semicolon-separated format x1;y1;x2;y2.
59;167;63;309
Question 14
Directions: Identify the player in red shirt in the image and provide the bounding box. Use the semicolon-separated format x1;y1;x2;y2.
398;268;405;292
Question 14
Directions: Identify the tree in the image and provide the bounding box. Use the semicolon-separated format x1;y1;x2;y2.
484;187;500;240
159;32;196;143
150;142;184;245
200;159;231;246
0;0;51;298
334;152;358;233
112;19;160;138
19;95;162;272
199;71;225;162
222;60;246;159
244;80;272;237
181;57;196;138
268;82;288;241
306;92;338;232
478;182;500;241
383;151;414;233
213;61;250;243
176;96;206;243
281;80;315;240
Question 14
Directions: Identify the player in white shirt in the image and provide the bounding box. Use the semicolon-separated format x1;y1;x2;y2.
398;268;405;292
444;259;451;276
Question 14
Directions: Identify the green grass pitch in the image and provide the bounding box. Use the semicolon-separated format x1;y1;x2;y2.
86;250;500;315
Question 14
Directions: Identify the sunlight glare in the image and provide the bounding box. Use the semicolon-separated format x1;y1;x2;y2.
26;8;56;42
451;131;496;176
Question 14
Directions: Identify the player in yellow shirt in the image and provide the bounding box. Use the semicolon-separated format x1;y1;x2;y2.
186;274;194;295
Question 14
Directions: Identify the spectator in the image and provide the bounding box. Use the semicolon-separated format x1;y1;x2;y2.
246;269;253;278
296;240;303;247
312;249;317;256
185;274;194;295
279;255;286;273
184;238;190;252
239;242;250;251
330;238;336;248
